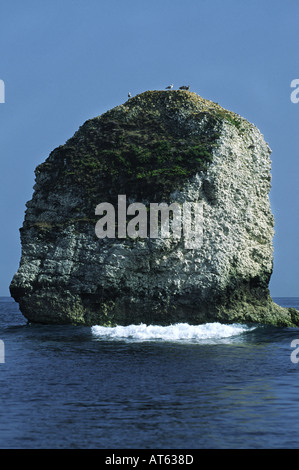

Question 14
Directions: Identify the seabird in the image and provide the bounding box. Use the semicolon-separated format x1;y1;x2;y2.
179;85;190;90
165;84;173;90
128;92;131;98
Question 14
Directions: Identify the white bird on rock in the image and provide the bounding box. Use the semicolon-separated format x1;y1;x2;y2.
165;84;173;90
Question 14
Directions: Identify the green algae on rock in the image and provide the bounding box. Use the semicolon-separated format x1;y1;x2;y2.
10;90;299;327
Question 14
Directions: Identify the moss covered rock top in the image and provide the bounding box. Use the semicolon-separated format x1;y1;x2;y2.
35;90;247;211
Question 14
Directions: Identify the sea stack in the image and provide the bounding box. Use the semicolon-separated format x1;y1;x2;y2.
10;90;299;326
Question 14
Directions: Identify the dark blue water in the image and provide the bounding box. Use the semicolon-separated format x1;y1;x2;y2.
1;296;299;449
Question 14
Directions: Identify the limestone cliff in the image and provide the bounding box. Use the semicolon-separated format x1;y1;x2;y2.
10;90;299;326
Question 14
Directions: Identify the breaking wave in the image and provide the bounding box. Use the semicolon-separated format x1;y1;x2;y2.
91;322;256;344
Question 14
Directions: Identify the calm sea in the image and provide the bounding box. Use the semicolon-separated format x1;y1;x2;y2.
0;296;299;449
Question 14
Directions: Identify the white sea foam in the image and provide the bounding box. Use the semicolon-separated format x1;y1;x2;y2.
91;322;256;344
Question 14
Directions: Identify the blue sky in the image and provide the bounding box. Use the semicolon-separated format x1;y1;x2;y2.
0;0;298;296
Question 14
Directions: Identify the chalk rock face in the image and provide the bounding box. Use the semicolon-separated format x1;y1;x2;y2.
10;91;298;326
